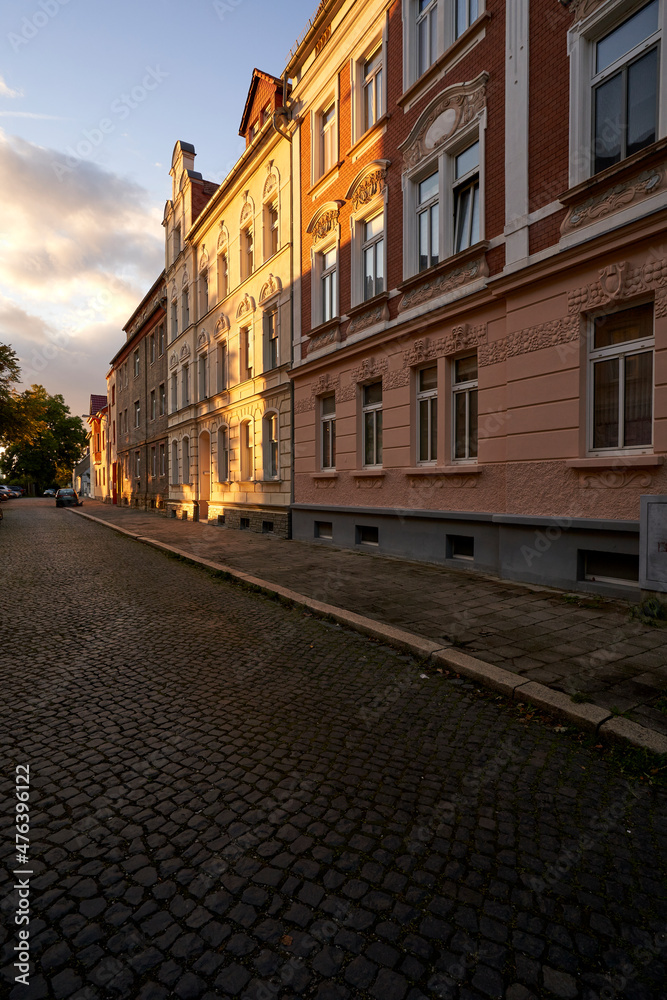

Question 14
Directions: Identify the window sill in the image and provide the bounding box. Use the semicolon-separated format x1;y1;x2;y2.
561;137;667;207
406;465;483;476
347;114;391;159
567;456;662;469
348;290;390;319
398;12;492;111
308;161;345;200
399;241;490;295
352;469;385;478
312;471;338;480
307;317;341;340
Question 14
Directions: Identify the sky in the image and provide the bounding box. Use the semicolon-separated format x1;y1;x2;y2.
0;0;317;419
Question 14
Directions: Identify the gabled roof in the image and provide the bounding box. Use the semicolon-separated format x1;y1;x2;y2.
89;394;107;416
238;68;283;136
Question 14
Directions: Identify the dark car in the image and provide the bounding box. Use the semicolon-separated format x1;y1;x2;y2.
55;489;83;508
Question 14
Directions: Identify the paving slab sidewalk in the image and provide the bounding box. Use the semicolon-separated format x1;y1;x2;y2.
72;500;667;752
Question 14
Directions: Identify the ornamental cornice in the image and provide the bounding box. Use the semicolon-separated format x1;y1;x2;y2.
478;316;579;368
568;257;667;314
399;72;488;171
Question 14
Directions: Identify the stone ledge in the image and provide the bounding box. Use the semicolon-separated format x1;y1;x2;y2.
431;649;527;696
599;716;667;755
515;681;611;732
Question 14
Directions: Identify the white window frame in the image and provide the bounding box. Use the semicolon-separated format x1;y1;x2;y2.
182;437;190;483
133;350;140;378
316;244;338;327
182;287;190;330
217;250;229;302
171;373;178;413
362;381;383;468
264;307;279;371
350;182;388;307
451;354;478;463
149;333;156;365
320;394;336;470
263;411;280;480
150;389;156;421
170;297;178;342
134;400;140;428
240;419;254;481
181;364;190;407
217;425;230;483
241;225;254;282
403;118;485;280
216;340;228;394
402;0;485;91
311;84;340;184
151;446;157;478
198;353;208;402
173;224;181;262
200;268;209;318
134;450;140;478
568;0;666;187
241;326;253;382
587;303;655;455
265;201;279;261
158;323;165;357
350;24;388;145
171;440;179;484
417;365;438;465
159;443;166;477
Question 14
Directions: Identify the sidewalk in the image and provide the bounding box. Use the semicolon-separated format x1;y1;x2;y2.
72;500;667;753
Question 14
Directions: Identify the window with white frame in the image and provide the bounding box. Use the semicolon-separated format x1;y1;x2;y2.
218;251;229;301
321;395;336;470
404;0;485;89
171;373;178;413
217;426;230;482
240;420;253;480
158;323;165;357
149;333;156;364
198;353;207;401
453;141;480;253
216;340;228;393
133;349;140;378
159;443;166;476
264;413;279;479
241;327;253;381
200;269;209;317
150;389;156;420
159;383;166;416
456;0;479;38
417;365;438;463
362;382;383;467
151;446;157;478
134;450;141;478
266;202;279;260
171;440;179;484
265;308;279;370
589;303;654;452
182;364;190;406
321;247;337;323
182;437;190;482
417;0;438;77
417;171;440;271
452;354;478;461
182;288;190;330
134;400;140;427
170;298;178;341
173;224;181;261
362;212;385;300
241;227;254;281
321;103;337;177
364;47;384;132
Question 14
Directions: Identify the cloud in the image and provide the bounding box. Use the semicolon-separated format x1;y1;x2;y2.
0;128;164;416
0;76;23;99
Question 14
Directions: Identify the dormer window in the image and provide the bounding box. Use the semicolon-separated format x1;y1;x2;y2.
250;120;259;143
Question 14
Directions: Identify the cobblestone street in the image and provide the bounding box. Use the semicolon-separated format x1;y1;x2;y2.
1;500;666;1000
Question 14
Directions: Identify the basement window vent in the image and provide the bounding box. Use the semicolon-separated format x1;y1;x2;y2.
580;550;639;587
262;520;274;534
315;521;333;540
448;534;475;561
240;517;250;530
217;514;225;525
356;525;379;546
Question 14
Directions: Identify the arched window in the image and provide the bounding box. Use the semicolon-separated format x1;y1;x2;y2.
171;440;179;484
182;437;190;483
263;412;279;480
217;426;230;482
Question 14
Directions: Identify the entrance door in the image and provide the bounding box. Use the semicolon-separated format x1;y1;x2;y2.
198;431;211;522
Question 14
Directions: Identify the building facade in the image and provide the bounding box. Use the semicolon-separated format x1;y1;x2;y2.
164;71;293;535
108;273;169;510
87;394;109;501
285;0;667;597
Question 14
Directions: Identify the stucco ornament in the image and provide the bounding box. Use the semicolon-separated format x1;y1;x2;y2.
346;161;390;211
399;256;488;312
236;294;255;319
179;343;191;361
404;338;438;367
263;171;278;199
240;198;253;227
578;470;654;489
478;316;579;367
399;72;488;170
312;373;339;398
570;0;608;22
199;248;209;272
182;271;189;287
307;205;341;244
259;274;282;303
562;166;666;234
171;282;178;301
352;356;389;383
568;256;667;313
307;326;340;353
197;331;209;352
599;263;629;300
407;473;477;489
348;301;389;334
214;315;230;339
169;351;178;370
217;225;228;252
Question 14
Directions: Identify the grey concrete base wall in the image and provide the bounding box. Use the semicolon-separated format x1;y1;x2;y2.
292;504;641;599
222;506;291;539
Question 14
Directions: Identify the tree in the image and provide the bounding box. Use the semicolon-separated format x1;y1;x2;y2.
0;343;26;443
0;385;88;491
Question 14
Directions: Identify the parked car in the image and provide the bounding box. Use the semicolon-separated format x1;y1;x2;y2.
55;489;83;508
43;489;57;497
0;486;17;499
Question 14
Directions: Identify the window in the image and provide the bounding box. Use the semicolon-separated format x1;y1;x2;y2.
200;269;209;317
592;1;659;174
321;248;337;323
158;323;165;357
249;120;259;143
159;443;166;476
171;298;178;341
363;213;385;300
123;408;128;433
218;252;228;301
589;303;654;452
182;437;190;483
321;103;336;176
171;373;178;413
321;395;336;470
241;420;253;480
363;382;383;467
124;363;128;387
112;420;116;444
452;355;478;461
182;364;190;407
265;309;279;370
217;341;228;393
111;384;115;406
241;227;254;281
134;400;140;427
171;440;179;484
417;0;438;77
264;413;279;479
453;142;480;253
151;446;157;478
217;426;229;482
134;450;140;478
182;288;190;330
150;389;156;420
263;102;272;125
364;48;383;132
241;327;253;381
198;353;207;401
159;383;166;416
133;350;140;378
173;224;181;260
149;333;156;364
266;203;279;260
418;171;439;272
417;365;438;463
456;0;479;38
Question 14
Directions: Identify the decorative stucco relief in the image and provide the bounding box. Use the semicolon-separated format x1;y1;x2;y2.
214;315;230;338
478;316;579;367
169;352;178;370
407;474;477;489
311;373;340;398
308;207;341;244
314;478;336;489
578;470;654;490
356;477;383;490
197;331;209;352
655;289;667;318
568;257;667;313
199;247;209;271
337;384;357;403
403;325;487;368
562;166;666;235
308;326;339;352
236;294;255;319
351;357;389;383
179;343;191;361
263;170;278;199
294;397;316;414
346;162;389;211
570;0;609;22
399;73;488;171
259;274;282;303
240;198;253;227
217;225;228;252
348;300;389;334
398;256;487;313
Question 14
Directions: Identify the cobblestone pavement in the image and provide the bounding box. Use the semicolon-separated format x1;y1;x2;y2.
74;500;667;738
1;499;666;1000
